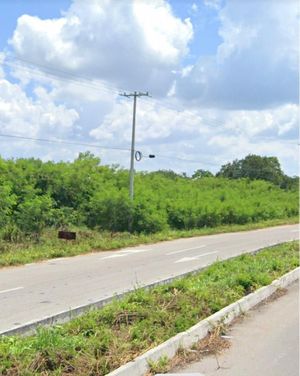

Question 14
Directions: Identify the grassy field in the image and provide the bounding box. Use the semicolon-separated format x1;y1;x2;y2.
0;241;298;375
0;217;298;267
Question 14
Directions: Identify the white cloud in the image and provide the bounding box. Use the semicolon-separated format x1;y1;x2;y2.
204;0;222;11
0;78;79;139
0;53;5;78
88;98;298;175
222;104;299;138
90;98;210;147
1;0;298;176
176;0;298;109
191;3;198;13
10;0;193;95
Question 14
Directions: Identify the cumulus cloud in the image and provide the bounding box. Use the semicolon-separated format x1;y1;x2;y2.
0;78;79;139
221;104;299;139
10;0;193;95
89;98;211;147
1;0;298;175
176;0;298;109
88;98;298;174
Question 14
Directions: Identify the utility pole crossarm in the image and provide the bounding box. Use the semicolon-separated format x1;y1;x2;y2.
120;91;149;98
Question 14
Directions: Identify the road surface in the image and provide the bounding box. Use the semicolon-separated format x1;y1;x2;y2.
0;224;298;334
173;281;299;376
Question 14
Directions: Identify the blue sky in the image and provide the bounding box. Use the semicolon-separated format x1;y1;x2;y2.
0;1;222;62
0;1;69;49
0;0;298;175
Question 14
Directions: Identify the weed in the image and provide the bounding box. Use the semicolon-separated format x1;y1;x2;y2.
0;218;297;267
148;355;170;374
0;241;298;375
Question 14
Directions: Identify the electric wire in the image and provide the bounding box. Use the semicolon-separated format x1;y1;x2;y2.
10;55;296;134
3;59;119;96
1;130;297;171
0;129;221;166
4;55;300;134
0;132;131;153
3;55;227;130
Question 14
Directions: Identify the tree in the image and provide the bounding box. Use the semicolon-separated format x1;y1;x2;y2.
0;184;16;227
217;159;243;179
192;169;213;179
217;155;285;185
15;195;53;235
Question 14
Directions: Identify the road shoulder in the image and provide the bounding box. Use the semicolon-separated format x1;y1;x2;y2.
172;281;299;376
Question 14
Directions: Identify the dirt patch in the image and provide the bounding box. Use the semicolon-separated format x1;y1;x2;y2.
146;325;231;375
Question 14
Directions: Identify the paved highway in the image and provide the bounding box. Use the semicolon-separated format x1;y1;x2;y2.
174;281;299;376
0;224;298;334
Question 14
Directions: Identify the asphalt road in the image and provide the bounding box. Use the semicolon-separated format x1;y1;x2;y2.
0;224;298;334
173;281;299;376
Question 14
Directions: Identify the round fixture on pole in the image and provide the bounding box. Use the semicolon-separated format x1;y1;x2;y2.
135;150;143;161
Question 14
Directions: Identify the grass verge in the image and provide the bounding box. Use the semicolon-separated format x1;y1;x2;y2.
0;217;298;267
0;241;298;375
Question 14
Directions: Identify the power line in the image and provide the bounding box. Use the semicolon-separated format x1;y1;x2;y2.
9;55;121;92
0;132;131;153
1;131;299;175
0;129;220;167
3;55;227;130
139;95;227;129
2;56;299;146
154;154;220;166
3;59;119;96
7;55;276;134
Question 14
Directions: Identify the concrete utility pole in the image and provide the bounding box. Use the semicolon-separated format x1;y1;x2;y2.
120;91;150;201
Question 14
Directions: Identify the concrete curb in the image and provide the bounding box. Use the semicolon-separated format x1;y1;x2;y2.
1;265;212;337
0;242;292;336
107;267;299;376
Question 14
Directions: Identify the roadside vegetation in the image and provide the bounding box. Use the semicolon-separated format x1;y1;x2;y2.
0;241;298;375
0;153;298;266
0;218;297;267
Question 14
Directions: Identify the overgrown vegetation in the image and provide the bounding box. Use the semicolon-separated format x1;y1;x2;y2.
0;153;298;236
0;218;297;267
0;153;298;265
0;242;298;375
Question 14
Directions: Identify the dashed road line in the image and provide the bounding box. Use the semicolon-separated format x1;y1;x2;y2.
101;254;128;260
166;245;207;255
118;249;148;254
101;249;149;260
175;251;218;263
0;287;24;295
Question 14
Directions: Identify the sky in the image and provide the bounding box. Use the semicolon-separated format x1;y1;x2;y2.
0;0;299;176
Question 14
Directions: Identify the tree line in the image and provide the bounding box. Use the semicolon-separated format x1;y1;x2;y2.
0;152;298;239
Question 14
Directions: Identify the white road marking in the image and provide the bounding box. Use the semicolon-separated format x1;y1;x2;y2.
167;245;206;255
47;257;68;262
175;251;218;263
101;249;149;260
101;254;128;260
0;287;24;295
118;249;148;254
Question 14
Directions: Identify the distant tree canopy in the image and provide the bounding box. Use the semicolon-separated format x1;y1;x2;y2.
216;154;298;188
192;169;214;179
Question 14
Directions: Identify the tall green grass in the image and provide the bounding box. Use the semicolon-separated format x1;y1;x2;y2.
0;241;298;375
0;217;297;267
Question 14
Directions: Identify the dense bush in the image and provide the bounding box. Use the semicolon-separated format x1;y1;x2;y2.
0;152;298;238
